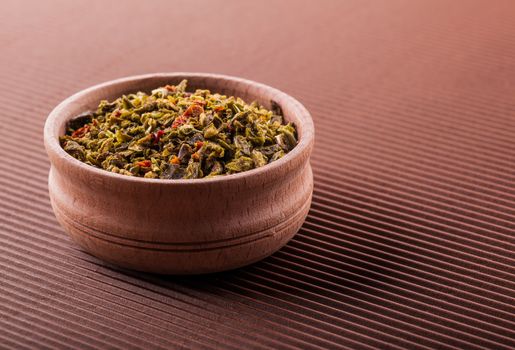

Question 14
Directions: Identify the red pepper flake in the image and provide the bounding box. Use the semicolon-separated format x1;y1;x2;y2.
164;85;176;92
172;104;205;128
169;155;180;165
113;110;122;117
136;160;151;168
152;129;165;144
172;115;187;128
194;141;204;150
213;106;225;112
191;152;200;161
71;125;90;138
183;103;204;117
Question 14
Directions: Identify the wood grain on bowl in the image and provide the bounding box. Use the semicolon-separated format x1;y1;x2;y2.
44;73;315;274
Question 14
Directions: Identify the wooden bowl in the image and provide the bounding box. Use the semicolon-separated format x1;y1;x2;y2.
44;73;314;274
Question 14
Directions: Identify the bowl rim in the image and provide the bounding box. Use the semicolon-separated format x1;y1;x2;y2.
44;72;314;186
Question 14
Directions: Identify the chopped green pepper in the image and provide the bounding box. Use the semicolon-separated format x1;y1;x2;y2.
60;80;297;179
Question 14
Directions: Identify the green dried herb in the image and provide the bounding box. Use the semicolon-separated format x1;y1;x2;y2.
60;80;297;179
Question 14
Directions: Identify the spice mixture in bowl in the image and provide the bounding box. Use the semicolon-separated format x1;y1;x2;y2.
44;73;314;274
60;80;297;180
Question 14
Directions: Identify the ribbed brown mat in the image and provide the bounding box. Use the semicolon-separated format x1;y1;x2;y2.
1;1;514;349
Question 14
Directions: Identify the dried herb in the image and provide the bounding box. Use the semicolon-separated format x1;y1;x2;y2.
60;80;297;179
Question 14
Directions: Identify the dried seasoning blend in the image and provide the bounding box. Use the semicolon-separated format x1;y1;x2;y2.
60;80;298;179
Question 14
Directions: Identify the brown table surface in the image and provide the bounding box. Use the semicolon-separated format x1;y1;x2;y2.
1;0;514;349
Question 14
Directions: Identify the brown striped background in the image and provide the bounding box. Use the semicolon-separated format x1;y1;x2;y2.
1;0;514;349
